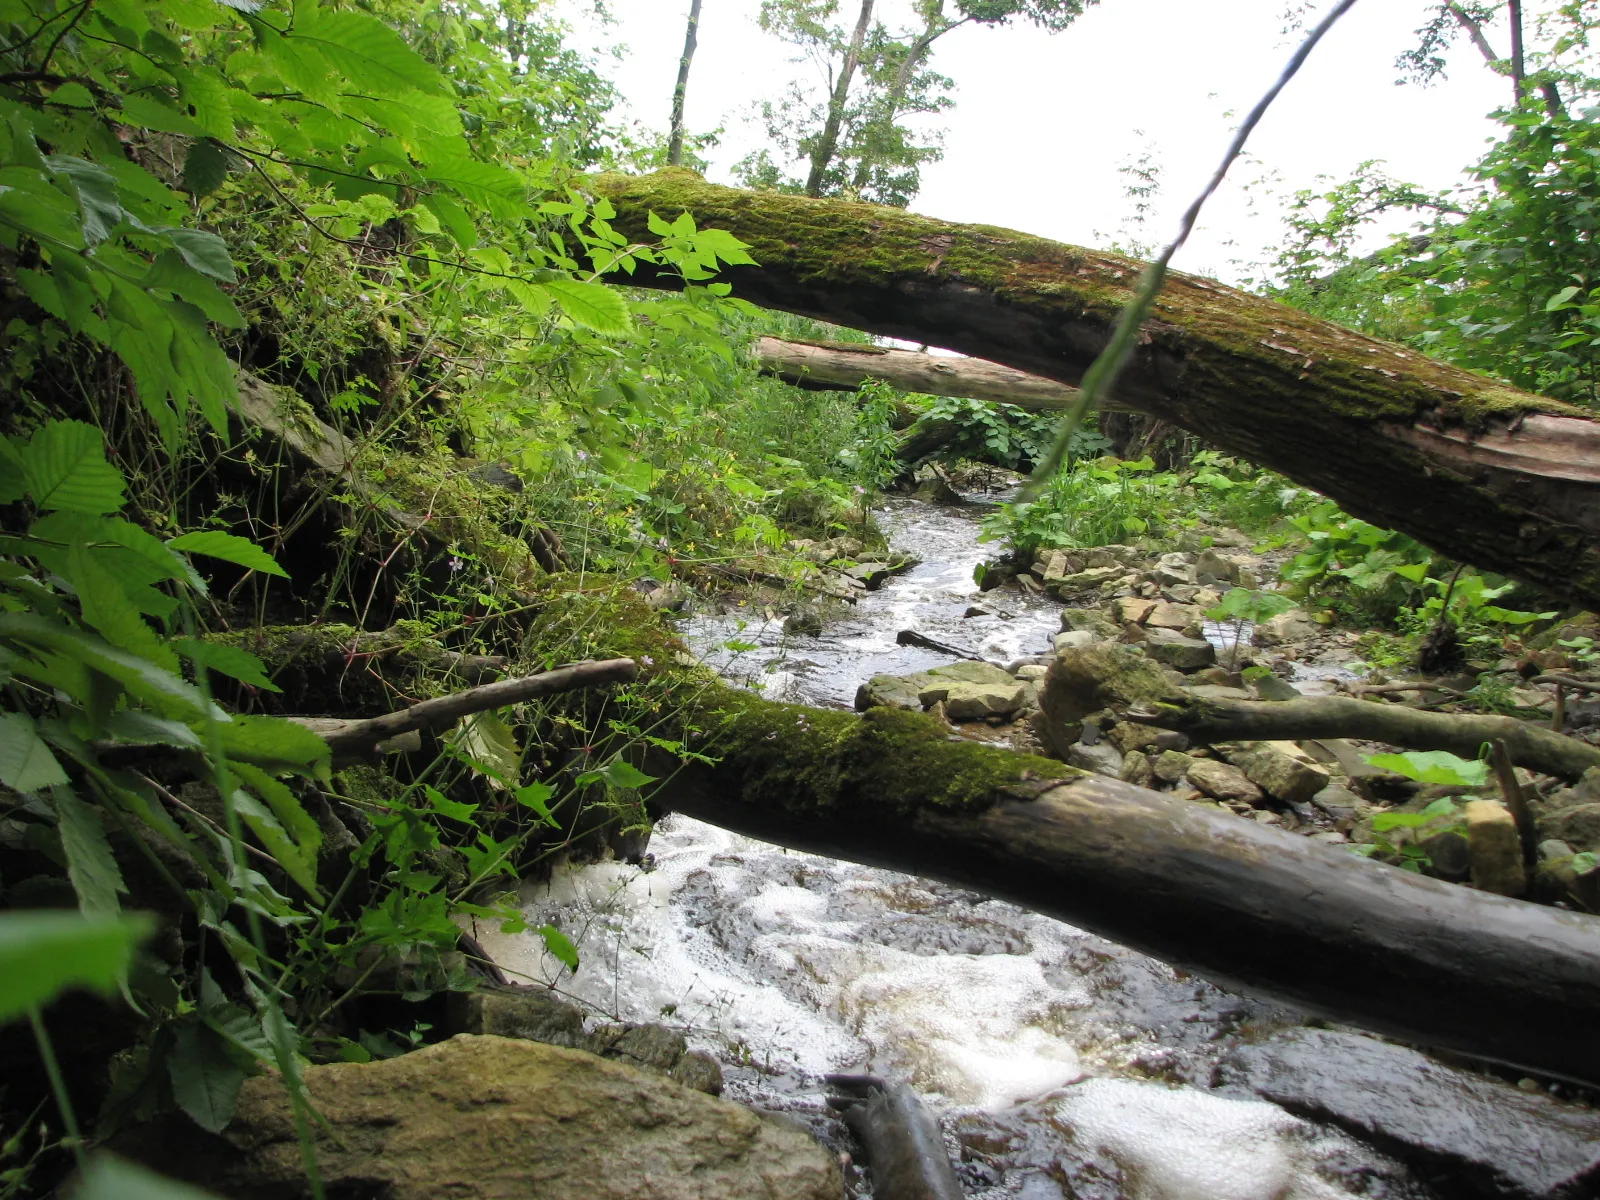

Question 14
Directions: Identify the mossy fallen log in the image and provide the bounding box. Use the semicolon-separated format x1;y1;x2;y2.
1124;693;1600;781
594;169;1600;609
647;688;1600;1086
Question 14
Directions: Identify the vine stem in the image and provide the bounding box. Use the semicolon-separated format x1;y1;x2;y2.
1027;0;1362;492
28;1007;85;1171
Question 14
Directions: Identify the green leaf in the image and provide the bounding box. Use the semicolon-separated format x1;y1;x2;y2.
512;780;557;827
231;787;321;899
68;540;177;671
0;712;69;792
545;279;631;337
174;638;280;692
231;760;321;861
0;912;150;1023
45;156;125;247
538;923;579;973
1363;750;1489;787
70;1156;227;1200
1546;285;1583;312
166;1022;246;1133
21;420;126;514
119;94;208;138
155;226;236;283
290;4;451;98
425;784;478;822
215;714;330;776
53;788;127;916
596;759;655;790
49;82;96;109
454;711;520;784
168;531;288;578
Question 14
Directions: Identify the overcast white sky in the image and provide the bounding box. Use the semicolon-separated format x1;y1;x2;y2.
558;0;1515;282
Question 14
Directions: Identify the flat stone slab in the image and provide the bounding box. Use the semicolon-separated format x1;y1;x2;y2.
1219;1028;1600;1199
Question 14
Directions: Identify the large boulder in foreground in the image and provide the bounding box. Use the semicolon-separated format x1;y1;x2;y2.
120;1034;840;1200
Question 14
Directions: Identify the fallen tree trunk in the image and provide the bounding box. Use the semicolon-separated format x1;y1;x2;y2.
1124;693;1600;781
645;692;1600;1086
594;171;1600;610
756;336;1100;410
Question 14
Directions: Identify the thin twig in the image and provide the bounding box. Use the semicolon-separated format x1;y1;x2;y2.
297;658;639;762
1027;0;1361;489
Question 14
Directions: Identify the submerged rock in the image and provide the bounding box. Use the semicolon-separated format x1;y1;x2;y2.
122;1035;840;1200
1219;1028;1600;1199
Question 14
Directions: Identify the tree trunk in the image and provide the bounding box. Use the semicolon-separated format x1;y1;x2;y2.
646;694;1600;1087
667;0;702;167
594;171;1600;611
806;0;874;197
756;336;1099;410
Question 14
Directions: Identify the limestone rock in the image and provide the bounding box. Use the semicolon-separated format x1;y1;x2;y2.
1143;627;1216;670
1113;596;1156;625
1105;721;1166;754
1194;548;1239;583
1054;629;1101;653
1014;663;1049;682
1153;750;1195;785
1145;602;1207;630
1186;759;1264;806
1036;644;1184;756
1152;552;1196;586
1311;781;1366;822
446;987;588;1050
1067;739;1125;777
856;672;931;711
1219;1028;1600;1199
1539;801;1600;853
1252;608;1320;647
1061;607;1121;638
1120;749;1154;787
918;661;1027;721
124;1035;839;1200
1464;799;1527;896
1221;743;1330;806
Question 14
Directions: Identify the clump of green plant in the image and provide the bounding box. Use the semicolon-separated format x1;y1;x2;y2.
981;456;1183;554
1205;589;1294;668
1350;750;1487;873
914;395;1108;472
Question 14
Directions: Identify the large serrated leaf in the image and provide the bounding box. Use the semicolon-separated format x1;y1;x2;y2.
72;1155;226;1200
216;714;330;776
545;278;631;337
0;911;150;1023
167;1021;246;1133
231;788;321;899
53;788;127;916
290;4;450;98
168;530;288;578
231;760;320;858
0;712;69;792
68;540;178;672
174;638;280;692
21;420;126;514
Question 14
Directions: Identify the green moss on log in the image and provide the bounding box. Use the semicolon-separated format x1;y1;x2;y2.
592;170;1584;432
702;689;1078;821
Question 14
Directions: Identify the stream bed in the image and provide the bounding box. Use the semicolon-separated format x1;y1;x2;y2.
474;494;1583;1200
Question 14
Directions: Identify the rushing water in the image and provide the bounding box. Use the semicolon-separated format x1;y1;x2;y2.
476;495;1434;1199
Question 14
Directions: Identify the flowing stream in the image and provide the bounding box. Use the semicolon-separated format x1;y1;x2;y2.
476;495;1447;1200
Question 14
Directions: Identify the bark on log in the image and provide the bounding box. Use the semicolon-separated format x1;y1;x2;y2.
645;693;1600;1086
1125;693;1600;781
826;1076;964;1200
755;336;1097;410
594;170;1600;610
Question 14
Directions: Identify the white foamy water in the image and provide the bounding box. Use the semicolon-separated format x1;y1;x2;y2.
470;817;1417;1200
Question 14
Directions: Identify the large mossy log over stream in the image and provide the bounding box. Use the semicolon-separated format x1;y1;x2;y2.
649;688;1600;1087
593;169;1600;609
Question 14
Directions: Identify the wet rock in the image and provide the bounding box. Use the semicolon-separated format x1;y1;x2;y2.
1113;597;1156;625
1153;750;1195;785
121;1035;835;1199
1048;566;1124;596
856;672;932;711
1105;721;1166;755
446;987;589;1050
1144;627;1216;670
1539;802;1600;853
1252;609;1320;647
1054;629;1102;653
670;1052;727;1096
1017;572;1044;595
1014;663;1049;682
1120;749;1155;787
1186;760;1264;806
1145;602;1207;630
1194;548;1239;583
1219;1027;1600;1199
1220;744;1330;806
1067;739;1125;777
784;611;825;637
1252;672;1303;701
1464;799;1527;896
1152;552;1196;587
1310;781;1365;821
843;562;898;588
589;1022;687;1072
1534;840;1600;911
1419;829;1472;880
1036;645;1185;756
963;605;992;618
919;661;1028;721
1061;607;1121;638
